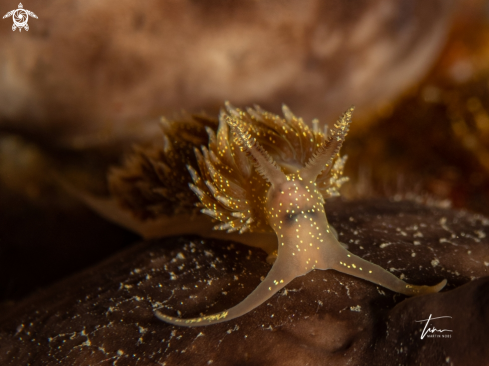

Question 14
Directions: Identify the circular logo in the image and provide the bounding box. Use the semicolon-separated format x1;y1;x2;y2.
12;9;28;28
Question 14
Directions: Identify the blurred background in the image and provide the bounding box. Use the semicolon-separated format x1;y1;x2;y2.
1;0;488;302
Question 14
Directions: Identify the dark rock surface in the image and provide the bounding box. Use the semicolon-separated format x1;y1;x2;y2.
0;133;138;302
0;176;137;302
378;277;489;365
1;198;488;365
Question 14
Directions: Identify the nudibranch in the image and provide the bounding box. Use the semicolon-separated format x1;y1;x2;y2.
146;103;447;326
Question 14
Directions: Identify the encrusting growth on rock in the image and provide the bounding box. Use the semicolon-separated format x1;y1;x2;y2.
107;103;447;326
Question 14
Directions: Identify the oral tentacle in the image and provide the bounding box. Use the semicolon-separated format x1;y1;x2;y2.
322;235;447;296
154;253;300;326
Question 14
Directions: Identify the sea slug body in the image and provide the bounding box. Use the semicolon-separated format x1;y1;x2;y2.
152;103;447;326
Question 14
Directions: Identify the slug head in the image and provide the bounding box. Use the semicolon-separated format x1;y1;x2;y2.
266;174;326;234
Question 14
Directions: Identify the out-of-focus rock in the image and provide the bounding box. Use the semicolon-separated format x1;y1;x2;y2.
0;0;454;147
343;0;489;216
1;198;488;365
0;134;138;301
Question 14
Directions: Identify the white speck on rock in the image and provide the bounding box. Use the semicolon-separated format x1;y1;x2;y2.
475;230;486;239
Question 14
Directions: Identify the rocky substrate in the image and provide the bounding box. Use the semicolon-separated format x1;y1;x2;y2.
1;198;488;365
